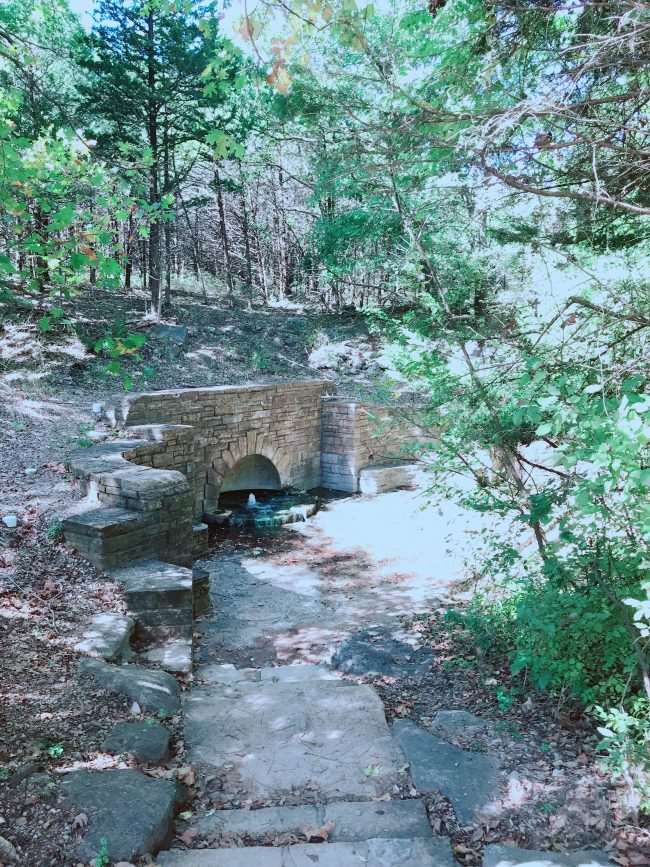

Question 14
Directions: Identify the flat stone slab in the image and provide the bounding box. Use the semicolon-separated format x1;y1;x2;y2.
484;846;613;867
185;679;406;800
157;837;454;866
78;658;180;718
199;663;341;686
74;612;133;661
102;720;171;764
196;799;432;844
359;461;420;496
392;719;500;825
60;768;177;861
333;628;432;678
142;639;193;673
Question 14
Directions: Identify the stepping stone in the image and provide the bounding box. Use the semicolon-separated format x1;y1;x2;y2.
199;662;340;685
196;798;432;844
185;679;406;801
157;837;454;866
102;720;171;764
60;768;177;862
333;628;432;677
78;658;180;718
392;719;500;825
142;639;193;674
111;559;193;642
484;846;613;867
74;612;133;662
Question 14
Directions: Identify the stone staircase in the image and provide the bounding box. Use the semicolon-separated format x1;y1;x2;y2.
158;662;453;866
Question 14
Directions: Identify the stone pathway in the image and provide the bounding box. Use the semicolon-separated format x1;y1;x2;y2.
154;503;614;866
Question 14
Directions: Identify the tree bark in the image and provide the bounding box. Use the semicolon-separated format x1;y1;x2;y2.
163;119;171;309
146;6;161;314
239;164;253;304
214;166;233;304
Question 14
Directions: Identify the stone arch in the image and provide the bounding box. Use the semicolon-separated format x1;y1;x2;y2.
203;433;291;513
220;454;281;495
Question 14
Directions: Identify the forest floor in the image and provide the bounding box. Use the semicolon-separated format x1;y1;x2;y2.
0;286;648;865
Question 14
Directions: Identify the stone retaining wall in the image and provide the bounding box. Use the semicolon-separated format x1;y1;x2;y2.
320;398;422;493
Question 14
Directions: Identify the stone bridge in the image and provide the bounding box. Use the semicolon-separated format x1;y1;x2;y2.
64;380;418;573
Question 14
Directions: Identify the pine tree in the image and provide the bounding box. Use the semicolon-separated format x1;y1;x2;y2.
78;0;239;311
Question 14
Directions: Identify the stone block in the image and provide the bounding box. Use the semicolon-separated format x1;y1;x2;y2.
192;566;211;617
112;560;193;612
74;613;133;662
61;769;177;861
192;522;209;558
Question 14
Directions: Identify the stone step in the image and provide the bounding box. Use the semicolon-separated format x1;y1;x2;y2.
142;638;193;674
184;679;407;801
197;662;342;686
157;837;454;866
484;845;613;867
63;507;155;570
110;559;193;642
194;799;432;845
73;612;133;662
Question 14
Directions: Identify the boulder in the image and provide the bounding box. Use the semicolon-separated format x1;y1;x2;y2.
78;658;180;718
102;720;171;764
60;769;177;861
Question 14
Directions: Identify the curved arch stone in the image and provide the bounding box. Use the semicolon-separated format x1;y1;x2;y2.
220;454;282;495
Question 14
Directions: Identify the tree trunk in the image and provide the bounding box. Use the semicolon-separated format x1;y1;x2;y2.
239;163;253;304
215;166;233;304
33;204;49;292
163;121;171;309
146;6;161;314
124;214;133;291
